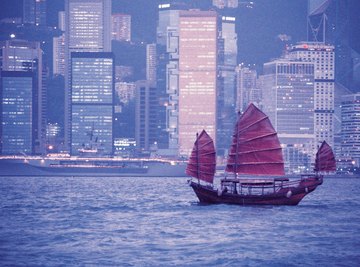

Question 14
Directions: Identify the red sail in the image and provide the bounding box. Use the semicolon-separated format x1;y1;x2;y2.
186;130;216;183
314;141;336;172
226;103;285;176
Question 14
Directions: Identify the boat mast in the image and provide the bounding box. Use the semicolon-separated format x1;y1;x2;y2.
196;132;200;184
234;112;240;179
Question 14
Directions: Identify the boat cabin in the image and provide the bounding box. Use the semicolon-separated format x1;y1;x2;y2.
220;177;290;195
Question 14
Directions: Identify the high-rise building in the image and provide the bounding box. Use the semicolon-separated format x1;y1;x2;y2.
341;93;360;167
23;0;47;26
217;15;238;154
156;4;182;153
65;0;111;52
262;59;315;173
0;71;35;155
53;11;66;76
287;42;335;149
135;80;158;153
70;52;114;156
146;43;157;85
64;0;112;152
111;13;131;42
236;65;259;112
178;10;218;156
53;36;66;76
0;39;46;154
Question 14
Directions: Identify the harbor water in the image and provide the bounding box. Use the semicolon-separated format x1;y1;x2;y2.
1;176;359;266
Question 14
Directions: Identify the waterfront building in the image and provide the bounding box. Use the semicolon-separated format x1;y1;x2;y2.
178;10;218;156
64;0;112;153
23;0;47;26
262;59;315;173
111;13;131;42
135;80;158;153
341;93;360;167
287;42;335;149
114;138;136;157
70;52;114;156
46;123;62;153
0;71;35;155
0;39;46;154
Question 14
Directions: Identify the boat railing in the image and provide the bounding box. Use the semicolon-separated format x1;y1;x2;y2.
220;177;302;195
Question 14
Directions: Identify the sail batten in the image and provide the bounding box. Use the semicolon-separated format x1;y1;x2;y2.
186;130;216;183
228;147;282;155
238;117;268;132
240;132;277;142
226;103;285;176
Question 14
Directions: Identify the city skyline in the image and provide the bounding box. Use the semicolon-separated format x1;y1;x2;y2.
0;0;359;171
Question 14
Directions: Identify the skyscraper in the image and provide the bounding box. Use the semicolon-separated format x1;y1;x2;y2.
287;42;335;149
64;0;112;152
262;59;315;173
236;65;259;112
178;10;218;156
146;43;157;85
156;4;182;153
53;11;66;76
111;13;131;42
0;39;46;154
23;0;47;26
341;93;360;167
70;52;114;156
53;36;66;76
65;0;111;52
135;80;158;153
1;71;35;155
217;15;238;154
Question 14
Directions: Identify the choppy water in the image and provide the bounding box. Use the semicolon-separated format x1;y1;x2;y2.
0;176;360;266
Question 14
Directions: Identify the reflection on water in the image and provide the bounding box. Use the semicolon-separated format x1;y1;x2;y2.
0;176;359;266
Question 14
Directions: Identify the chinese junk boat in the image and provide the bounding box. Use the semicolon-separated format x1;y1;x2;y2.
187;103;336;205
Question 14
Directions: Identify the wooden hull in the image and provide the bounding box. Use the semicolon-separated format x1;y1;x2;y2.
189;176;323;206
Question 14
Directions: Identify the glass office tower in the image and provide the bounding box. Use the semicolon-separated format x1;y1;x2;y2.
287;43;335;148
70;52;114;156
1;72;35;155
262;59;315;173
178;10;218;156
65;0;112;153
341;93;360;167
